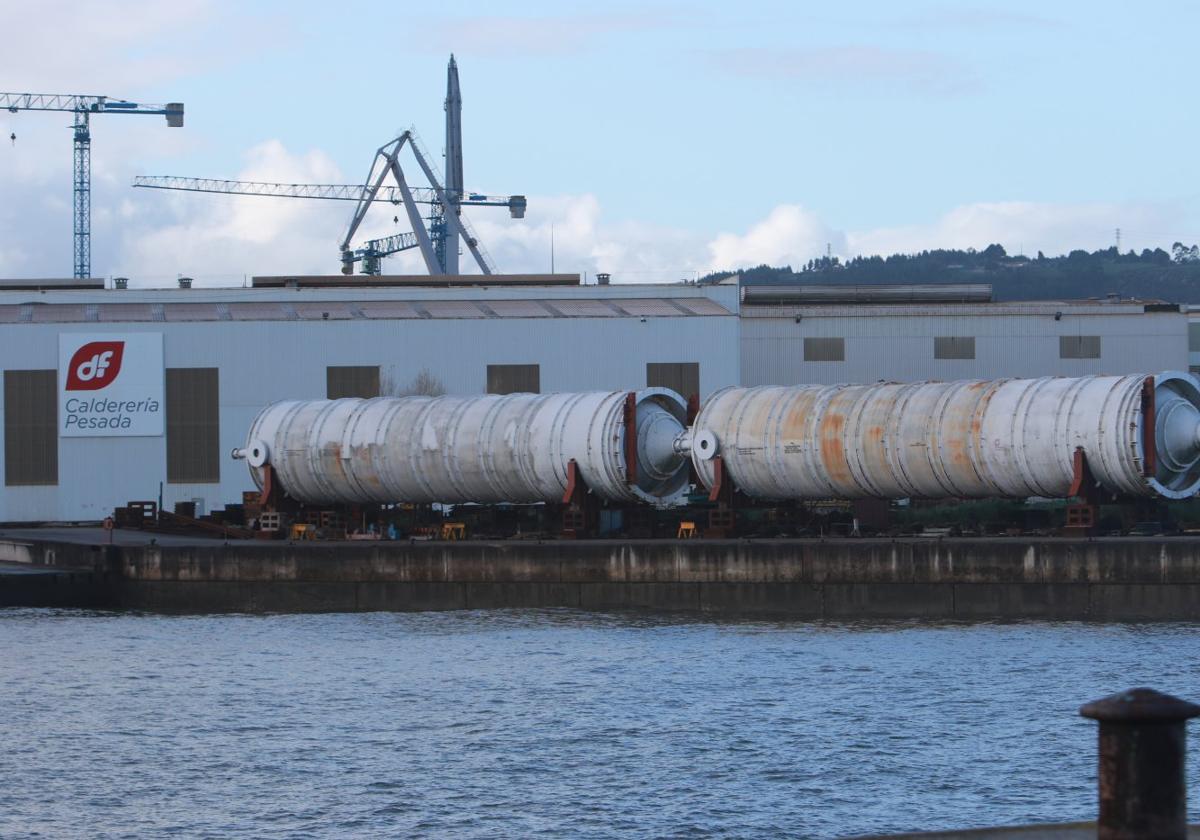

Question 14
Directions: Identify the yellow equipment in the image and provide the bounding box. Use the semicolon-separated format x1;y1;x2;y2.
289;523;315;541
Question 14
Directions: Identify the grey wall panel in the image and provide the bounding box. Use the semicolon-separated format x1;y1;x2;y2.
647;362;700;399
3;370;57;487
326;366;380;399
1059;335;1101;359
166;368;220;484
934;336;975;360
803;337;845;362
487;364;540;394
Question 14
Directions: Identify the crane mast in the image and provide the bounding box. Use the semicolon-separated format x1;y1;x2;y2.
1;93;183;279
441;54;464;274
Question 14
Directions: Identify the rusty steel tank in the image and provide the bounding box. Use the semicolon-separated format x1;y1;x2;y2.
689;372;1200;501
233;389;692;507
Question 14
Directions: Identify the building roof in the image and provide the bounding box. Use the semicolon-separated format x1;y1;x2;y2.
0;296;733;324
740;300;1181;318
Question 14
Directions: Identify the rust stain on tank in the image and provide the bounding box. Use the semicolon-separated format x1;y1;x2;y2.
324;441;351;484
352;443;385;491
781;389;818;440
819;398;854;487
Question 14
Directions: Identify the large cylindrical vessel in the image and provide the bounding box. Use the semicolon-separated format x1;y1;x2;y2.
691;373;1200;501
235;389;691;507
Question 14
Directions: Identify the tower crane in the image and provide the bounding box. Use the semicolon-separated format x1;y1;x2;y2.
1;93;183;279
131;56;520;276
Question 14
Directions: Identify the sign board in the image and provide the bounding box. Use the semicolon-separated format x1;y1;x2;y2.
58;333;164;436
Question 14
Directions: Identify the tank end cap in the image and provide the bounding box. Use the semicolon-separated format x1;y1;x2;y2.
692;429;719;461
245;439;270;468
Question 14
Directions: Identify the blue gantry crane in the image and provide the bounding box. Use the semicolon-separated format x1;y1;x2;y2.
1;93;184;279
131;56;522;276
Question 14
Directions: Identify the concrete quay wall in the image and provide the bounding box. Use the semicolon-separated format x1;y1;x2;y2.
102;538;1200;619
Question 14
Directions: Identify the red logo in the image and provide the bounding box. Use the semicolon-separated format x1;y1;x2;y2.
66;341;125;390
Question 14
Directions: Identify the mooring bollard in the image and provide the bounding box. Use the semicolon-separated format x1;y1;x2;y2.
1080;687;1200;840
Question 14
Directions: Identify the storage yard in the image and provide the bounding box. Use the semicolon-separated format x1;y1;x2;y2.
0;274;1196;540
4;59;1200;605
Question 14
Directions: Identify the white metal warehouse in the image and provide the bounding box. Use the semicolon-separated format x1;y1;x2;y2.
739;284;1188;386
0;277;739;522
0;275;1191;523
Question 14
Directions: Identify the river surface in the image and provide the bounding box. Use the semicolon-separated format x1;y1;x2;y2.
1;610;1197;839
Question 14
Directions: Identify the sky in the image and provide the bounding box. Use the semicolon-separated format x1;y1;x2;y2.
1;0;1198;285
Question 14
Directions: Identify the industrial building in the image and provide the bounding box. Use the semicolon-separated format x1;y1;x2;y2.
0;276;1191;523
0;277;739;522
1187;305;1200;374
739;284;1188;386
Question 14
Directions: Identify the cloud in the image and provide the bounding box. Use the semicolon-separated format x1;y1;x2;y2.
106;146;709;285
703;200;1180;274
114;140;353;284
846;201;1175;258
423;13;670;57
708;206;846;271
0;0;285;95
1;131;1182;285
712;45;978;95
464;193;707;282
884;7;1064;30
710;45;978;95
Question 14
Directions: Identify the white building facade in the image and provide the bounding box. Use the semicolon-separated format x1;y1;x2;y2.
1;275;1190;523
740;299;1188;386
0;281;739;522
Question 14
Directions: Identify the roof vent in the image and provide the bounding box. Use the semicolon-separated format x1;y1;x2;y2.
597;273;611;286
113;277;128;290
178;277;193;289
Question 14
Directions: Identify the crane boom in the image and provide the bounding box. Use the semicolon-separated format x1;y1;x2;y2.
3;92;183;278
132;176;520;209
2;93;183;123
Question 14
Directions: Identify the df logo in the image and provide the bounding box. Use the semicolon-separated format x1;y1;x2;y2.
66;341;125;391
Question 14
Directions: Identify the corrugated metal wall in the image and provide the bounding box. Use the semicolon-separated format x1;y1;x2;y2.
742;305;1188;386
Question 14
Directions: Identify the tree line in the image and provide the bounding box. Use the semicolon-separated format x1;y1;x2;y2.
701;243;1200;302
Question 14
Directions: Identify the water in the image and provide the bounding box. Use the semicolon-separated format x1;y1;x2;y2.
1;611;1197;839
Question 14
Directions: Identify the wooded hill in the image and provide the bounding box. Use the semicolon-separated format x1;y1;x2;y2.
704;244;1200;303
